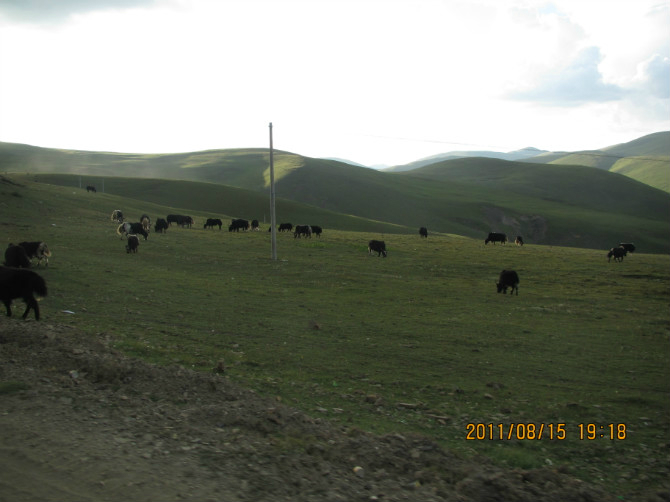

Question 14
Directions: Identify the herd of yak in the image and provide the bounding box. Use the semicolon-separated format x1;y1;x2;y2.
0;206;636;322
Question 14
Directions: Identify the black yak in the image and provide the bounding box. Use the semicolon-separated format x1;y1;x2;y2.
126;235;140;253
294;225;312;238
4;244;31;268
485;232;507;245
204;218;223;230
608;247;627;262
496;270;519;296
154;218;169;233
0;266;48;320
368;240;387;257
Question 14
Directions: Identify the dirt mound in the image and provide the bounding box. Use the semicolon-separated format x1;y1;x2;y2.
0;319;619;501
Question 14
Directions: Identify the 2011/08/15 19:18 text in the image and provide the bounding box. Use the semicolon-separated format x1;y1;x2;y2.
465;423;627;441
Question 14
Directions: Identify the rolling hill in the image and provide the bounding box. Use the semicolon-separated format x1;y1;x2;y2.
382;146;548;172
380;132;670;193
1;139;668;253
523;131;670;193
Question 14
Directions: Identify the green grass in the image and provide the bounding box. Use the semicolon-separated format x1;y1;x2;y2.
1;175;669;500
611;156;670;193
3;141;669;253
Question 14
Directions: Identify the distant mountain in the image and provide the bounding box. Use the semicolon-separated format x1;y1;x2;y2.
521;131;670;193
382;147;548;172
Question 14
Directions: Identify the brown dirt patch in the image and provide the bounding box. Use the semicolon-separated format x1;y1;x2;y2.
0;319;625;501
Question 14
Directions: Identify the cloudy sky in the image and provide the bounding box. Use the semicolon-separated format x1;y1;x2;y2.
0;0;668;166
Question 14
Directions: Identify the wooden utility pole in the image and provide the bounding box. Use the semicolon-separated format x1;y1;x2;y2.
269;123;277;260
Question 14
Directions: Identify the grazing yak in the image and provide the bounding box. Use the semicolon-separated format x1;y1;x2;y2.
167;214;194;227
86;185;96;193
294;225;312;238
117;222;149;240
111;209;124;223
18;241;52;267
0;266;48;320
154;218;169;233
485;232;507;245
126;235;140;253
311;225;323;237
368;240;387;257
251;219;260;231
140;214;152;232
419;227;428;238
496;270;519;296
204;218;223;230
229;219;250;232
608;247;627;262
278;223;293;232
4;244;31;268
515;236;524;246
619;243;636;253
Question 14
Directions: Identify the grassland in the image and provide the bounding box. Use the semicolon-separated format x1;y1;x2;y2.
3;140;669;254
1;174;668;499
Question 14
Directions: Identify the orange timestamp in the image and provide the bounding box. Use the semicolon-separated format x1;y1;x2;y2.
466;423;627;441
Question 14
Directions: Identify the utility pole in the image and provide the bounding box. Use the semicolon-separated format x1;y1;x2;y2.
269;123;277;260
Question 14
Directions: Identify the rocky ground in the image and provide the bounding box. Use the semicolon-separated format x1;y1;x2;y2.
0;319;645;501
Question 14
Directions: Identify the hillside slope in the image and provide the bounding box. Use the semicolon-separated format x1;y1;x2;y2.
1;141;669;253
524;132;670;193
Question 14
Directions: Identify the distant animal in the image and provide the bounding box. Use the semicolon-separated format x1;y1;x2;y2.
154;218;168;233
204;218;223;230
496;270;519;296
485;232;507;245
86;185;96;193
229;219;250;232
419;227;428;238
126;235;140;253
117;222;149;240
368;240;387;257
140;214;152;232
607;247;627;263
18;241;52;267
4;244;31;268
0;266;48;320
619;243;635;253
515;236;524;246
111;209;124;223
311;225;323;237
167;214;194;227
251;219;260;231
278;223;293;232
294;225;312;238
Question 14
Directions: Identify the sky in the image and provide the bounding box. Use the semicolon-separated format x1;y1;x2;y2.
0;0;668;167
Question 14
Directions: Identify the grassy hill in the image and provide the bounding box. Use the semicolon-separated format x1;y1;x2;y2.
2;141;669;253
27;173;409;235
523;131;670;193
392;157;670;253
1;175;668;500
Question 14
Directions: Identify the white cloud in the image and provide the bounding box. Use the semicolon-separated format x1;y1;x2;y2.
0;0;667;166
0;0;157;24
507;46;625;105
